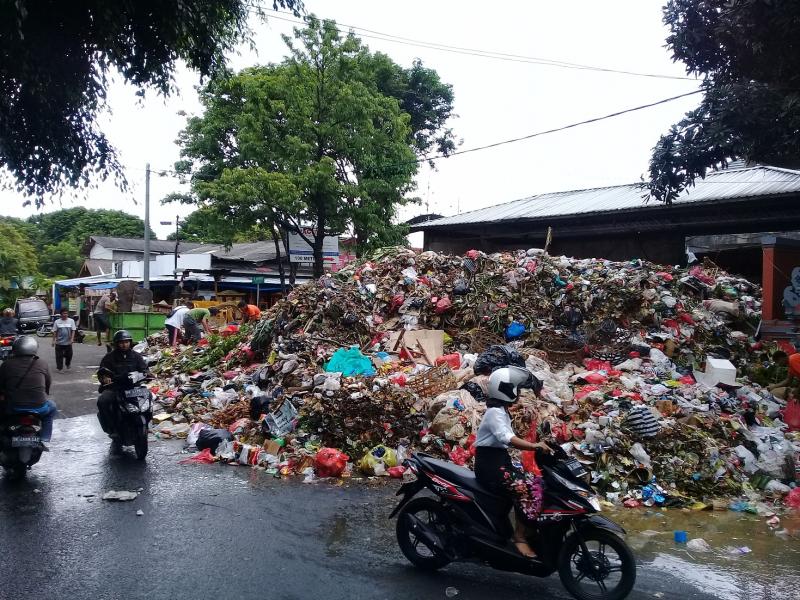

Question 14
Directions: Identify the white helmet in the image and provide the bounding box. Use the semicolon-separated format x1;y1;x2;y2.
488;366;540;403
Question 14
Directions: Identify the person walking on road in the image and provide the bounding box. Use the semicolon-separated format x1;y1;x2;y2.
93;291;116;346
52;308;77;372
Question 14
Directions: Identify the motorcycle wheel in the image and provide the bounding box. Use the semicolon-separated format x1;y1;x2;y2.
558;528;636;600
6;464;27;481
134;429;148;461
396;497;452;571
35;326;49;338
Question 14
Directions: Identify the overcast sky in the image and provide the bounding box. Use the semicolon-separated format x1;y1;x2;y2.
0;0;700;241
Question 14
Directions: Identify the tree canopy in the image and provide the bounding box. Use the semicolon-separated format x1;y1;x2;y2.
174;18;453;276
39;241;84;279
0;222;38;285
647;0;800;203
0;0;303;203
26;207;154;249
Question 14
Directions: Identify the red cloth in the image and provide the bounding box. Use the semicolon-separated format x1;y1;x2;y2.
243;305;261;320
789;353;800;378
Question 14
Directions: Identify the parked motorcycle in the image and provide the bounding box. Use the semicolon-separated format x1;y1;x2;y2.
36;313;84;341
0;412;45;480
391;444;636;600
101;370;153;460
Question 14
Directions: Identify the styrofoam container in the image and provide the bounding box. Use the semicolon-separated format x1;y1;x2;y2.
704;357;737;386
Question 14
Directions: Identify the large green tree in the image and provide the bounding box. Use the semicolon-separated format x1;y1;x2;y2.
0;222;38;285
27;207;155;249
0;0;302;202
647;0;800;203
175;18;430;277
39;241;84;278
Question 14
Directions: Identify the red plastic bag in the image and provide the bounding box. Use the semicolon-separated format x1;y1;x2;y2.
466;433;477;457
435;296;452;314
448;446;470;466
387;466;407;479
179;448;216;465
583;372;608;385
435;353;462;370
520;425;541;476
585;359;612;372
228;418;251;434
783;399;800;432
313;448;350;478
574;385;601;400
786;487;800;510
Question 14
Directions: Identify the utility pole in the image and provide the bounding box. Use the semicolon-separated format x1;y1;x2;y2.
174;214;179;273
143;163;151;289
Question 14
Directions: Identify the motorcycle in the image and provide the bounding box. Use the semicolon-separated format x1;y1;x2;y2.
0;411;44;480
36;313;85;341
101;370;153;460
391;444;636;600
0;335;17;361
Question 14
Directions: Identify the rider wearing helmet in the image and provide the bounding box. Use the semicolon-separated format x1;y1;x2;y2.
0;336;57;445
96;330;148;443
474;366;549;559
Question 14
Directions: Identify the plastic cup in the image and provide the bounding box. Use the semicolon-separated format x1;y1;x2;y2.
674;530;688;543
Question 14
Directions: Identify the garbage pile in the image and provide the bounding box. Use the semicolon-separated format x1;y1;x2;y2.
142;248;800;509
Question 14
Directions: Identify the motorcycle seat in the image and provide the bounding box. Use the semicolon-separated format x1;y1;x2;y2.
415;453;506;499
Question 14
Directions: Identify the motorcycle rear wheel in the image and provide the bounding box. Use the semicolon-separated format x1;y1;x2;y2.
134;431;148;461
558;528;636;600
396;497;452;571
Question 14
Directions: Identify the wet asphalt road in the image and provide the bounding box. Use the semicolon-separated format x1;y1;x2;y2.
0;416;728;600
38;337;109;418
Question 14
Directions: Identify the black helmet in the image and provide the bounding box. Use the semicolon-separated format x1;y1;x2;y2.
12;336;38;357
113;330;133;345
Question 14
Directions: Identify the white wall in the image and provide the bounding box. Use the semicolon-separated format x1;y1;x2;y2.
119;253;211;278
88;244;114;260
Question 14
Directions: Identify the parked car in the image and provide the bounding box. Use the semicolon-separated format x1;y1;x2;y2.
14;298;51;334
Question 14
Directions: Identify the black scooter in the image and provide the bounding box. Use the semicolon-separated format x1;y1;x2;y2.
0;412;45;480
100;371;153;460
391;444;636;600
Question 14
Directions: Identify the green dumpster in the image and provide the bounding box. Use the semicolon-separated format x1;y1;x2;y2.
109;312;166;342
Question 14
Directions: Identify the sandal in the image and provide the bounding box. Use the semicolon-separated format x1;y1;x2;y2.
512;538;537;559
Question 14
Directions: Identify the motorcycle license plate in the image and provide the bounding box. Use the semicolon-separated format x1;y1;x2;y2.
565;458;587;477
11;436;40;447
124;388;149;399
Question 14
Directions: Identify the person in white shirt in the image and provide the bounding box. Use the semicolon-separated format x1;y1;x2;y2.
51;308;77;371
164;304;190;347
474;366;550;559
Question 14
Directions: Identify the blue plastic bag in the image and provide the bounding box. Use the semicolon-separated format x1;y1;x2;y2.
505;321;526;340
325;347;376;377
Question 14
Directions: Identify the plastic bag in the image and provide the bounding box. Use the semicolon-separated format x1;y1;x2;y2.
187;422;212;447
504;321;526;340
787;487;800;510
387;466;407;478
228;418;251;434
435;296;452;314
448;446;470;466
196;429;234;454
179;448;216;465
473;345;525;375
358;445;398;475
211;388;238;409
520;426;541;476
325;347;376;377
783;399;800;431
436;353;462;370
313;448;350;478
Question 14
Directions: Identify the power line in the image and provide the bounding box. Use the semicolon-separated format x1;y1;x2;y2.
405;89;704;165
254;9;695;82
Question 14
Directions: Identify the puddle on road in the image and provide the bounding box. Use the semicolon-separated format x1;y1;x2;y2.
612;507;800;599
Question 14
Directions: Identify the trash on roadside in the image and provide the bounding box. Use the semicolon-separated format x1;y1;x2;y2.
102;490;139;502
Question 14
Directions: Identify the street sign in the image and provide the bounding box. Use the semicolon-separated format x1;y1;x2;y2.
251;276;265;284
287;228;339;264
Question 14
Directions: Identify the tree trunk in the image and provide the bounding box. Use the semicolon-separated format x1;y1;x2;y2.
312;232;325;279
281;233;296;286
270;225;286;295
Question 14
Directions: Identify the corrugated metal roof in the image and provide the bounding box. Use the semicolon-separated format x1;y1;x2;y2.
89;236;209;254
415;165;800;229
187;242;278;263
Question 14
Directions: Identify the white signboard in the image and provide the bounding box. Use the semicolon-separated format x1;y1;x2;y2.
287;228;339;264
